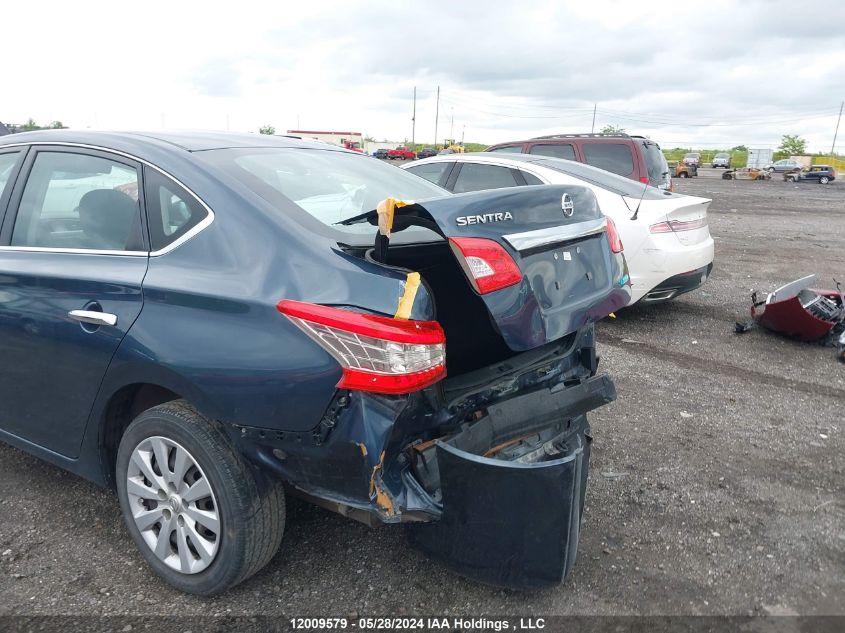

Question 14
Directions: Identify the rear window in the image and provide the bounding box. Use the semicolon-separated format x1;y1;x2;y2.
581;143;635;176
200;148;446;235
486;145;524;154
642;142;669;182
452;163;519;193
529;144;576;160
532;157;673;200
405;161;452;186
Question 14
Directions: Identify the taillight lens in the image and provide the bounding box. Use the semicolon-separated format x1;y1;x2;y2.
448;237;522;294
639;176;649;184
649;217;708;233
277;300;446;394
605;217;624;253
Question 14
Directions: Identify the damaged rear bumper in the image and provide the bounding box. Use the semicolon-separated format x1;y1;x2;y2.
233;330;615;589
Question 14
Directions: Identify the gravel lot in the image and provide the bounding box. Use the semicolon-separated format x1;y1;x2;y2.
0;171;843;618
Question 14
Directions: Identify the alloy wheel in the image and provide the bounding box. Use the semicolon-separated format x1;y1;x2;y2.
126;436;220;574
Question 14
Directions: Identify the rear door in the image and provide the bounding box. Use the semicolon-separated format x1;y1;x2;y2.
0;147;148;457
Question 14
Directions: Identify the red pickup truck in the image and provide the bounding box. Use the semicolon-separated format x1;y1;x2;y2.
388;146;416;160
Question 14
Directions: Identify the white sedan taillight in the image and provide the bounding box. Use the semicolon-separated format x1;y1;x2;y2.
277;300;446;394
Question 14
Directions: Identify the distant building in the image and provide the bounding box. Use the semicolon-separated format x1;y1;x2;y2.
287;130;364;152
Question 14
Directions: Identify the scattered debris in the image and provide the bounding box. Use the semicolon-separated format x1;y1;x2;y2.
680;411;694;419
735;274;845;362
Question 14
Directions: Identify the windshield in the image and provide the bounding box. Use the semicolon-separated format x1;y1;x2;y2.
200;147;446;233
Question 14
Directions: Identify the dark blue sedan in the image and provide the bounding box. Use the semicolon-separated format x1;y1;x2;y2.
0;130;630;594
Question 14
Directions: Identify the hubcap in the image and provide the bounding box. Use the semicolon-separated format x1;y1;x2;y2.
126;436;220;574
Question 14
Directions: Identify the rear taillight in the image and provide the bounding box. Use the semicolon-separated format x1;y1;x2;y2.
649;217;709;233
605;217;624;253
448;237;522;294
277;300;445;394
639;176;649;184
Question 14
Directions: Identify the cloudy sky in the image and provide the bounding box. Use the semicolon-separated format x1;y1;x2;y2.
3;0;844;151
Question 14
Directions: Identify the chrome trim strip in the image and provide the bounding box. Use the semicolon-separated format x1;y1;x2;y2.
0;141;215;257
0;246;146;256
503;217;607;252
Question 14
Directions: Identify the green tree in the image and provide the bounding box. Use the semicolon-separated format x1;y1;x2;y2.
22;118;40;131
363;135;376;142
49;121;66;129
259;125;276;135
599;124;626;134
731;145;747;152
777;134;806;155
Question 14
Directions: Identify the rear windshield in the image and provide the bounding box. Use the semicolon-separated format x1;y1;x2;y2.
581;143;634;176
200;147;446;235
531;157;674;200
642;142;669;182
486;145;524;153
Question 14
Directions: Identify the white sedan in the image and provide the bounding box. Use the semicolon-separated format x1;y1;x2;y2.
402;153;715;305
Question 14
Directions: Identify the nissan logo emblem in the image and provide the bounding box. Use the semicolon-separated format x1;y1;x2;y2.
561;193;575;218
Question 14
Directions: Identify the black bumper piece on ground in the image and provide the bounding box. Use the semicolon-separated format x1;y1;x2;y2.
407;375;616;589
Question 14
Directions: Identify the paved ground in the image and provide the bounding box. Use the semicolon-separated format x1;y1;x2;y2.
0;173;843;617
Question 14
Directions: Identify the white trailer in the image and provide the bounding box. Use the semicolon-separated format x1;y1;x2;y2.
286;130;364;152
747;148;773;169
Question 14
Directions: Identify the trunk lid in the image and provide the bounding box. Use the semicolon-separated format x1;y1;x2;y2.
344;185;630;351
624;193;711;246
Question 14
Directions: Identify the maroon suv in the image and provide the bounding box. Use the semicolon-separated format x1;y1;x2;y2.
486;133;672;190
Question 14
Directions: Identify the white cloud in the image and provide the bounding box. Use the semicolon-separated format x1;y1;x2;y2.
1;0;843;151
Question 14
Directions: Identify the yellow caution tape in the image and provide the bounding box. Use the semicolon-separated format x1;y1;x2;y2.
376;197;412;238
394;272;421;320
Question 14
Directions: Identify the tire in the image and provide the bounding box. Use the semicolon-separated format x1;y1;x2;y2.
116;401;285;595
820;176;830;184
767;167;775;174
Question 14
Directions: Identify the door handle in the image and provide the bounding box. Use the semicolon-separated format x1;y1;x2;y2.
68;310;118;327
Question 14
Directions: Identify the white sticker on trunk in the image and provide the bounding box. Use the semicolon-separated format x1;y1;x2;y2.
563;251;572;261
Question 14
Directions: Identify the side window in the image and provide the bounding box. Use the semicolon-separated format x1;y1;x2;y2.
406;162;452;186
487;145;524;154
581;143;635;176
144;168;208;251
520;171;544;185
0;151;21;198
529;144;576;160
11;152;142;251
452;163;519;193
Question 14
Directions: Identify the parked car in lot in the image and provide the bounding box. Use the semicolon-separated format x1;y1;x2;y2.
711;153;731;168
784;165;836;184
0;131;631;595
682;152;701;168
387;146;416;160
485;133;672;190
416;147;438;159
372;148;390;159
403;153;714;304
722;167;770;181
765;158;802;173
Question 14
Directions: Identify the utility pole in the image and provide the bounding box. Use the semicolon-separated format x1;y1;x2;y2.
591;103;596;134
411;86;416;149
434;86;440;149
450;106;454;140
832;100;844;156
